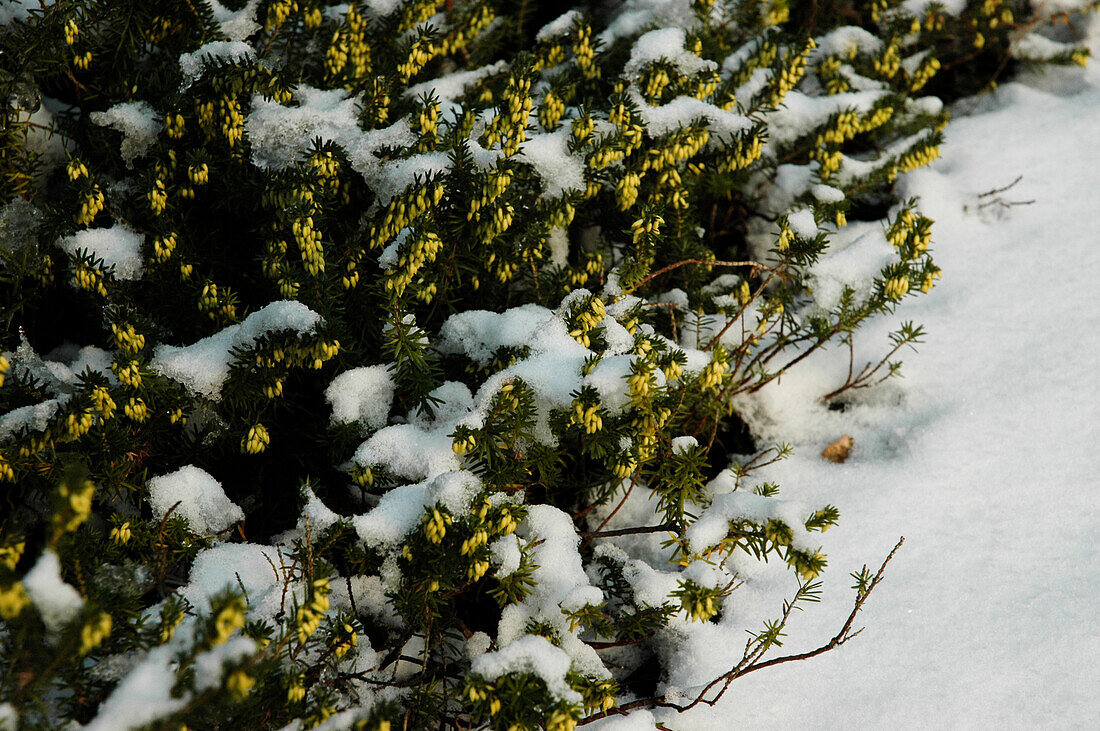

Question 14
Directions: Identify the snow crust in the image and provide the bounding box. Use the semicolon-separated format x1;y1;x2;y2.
90;102;160;166
0;398;62;442
206;0;261;41
58;224;145;280
152;300;321;399
470;635;583;704
23;550;84;634
146;466;244;536
518;127;586;198
536;10;581;41
325;365;396;431
179;41;256;82
624;28;717;79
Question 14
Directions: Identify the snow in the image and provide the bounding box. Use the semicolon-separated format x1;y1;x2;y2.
641;95;751;139
495;505;608;679
325;365;395;431
438;304;586;366
682;23;1100;728
23;550;84;635
0;398;62;442
598;0;695;46
152;300;321;399
363;0;403;16
0;704;16;729
89;102;160;166
811;183;845;203
404;60;508;118
180;543;286;618
805;221;896;311
518;128;586;198
84;645;188;731
766;90;885;146
686;488;816;554
246;87;416;180
86;629;257;730
812;26;882;61
489;533;521;577
587;709;658;730
206;0;261;41
465;631;492;659
902;0;966;15
0;198;40;252
352;423;462;483
146;466;244;536
59;224;145;280
353;471;480;547
536;10;581;41
0;0;45;25
624;28;718;79
178;41;256;83
52;346;116;385
372;150;451;204
786;208;818;239
470;634;583;704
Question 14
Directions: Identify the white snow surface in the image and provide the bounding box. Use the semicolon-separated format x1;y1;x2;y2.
180;542;288;618
178;40;256;82
470;634;583;704
623;28;717;79
325;365;395;431
0;703;16;729
146;465;244;536
518;127;586;198
536;10;581;41
206;0;261;41
0;398;62;442
23;550;85;634
59;224;145;280
89;102;160;166
667;26;1100;729
152;300;321;399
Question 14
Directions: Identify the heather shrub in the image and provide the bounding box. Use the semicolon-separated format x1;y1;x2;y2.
0;0;1090;728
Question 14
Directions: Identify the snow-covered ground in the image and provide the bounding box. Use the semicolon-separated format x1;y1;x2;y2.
670;25;1100;730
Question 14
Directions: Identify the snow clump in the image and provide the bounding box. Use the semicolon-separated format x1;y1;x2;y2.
146;466;245;535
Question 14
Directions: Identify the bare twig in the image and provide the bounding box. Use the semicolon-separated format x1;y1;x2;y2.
977;175;1022;198
631;258;770;292
578;537;905;725
580;522;681;540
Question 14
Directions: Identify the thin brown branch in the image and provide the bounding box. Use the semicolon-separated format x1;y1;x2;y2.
580;522;680;540
631;258;770;292
582;470;641;547
579;537;905;725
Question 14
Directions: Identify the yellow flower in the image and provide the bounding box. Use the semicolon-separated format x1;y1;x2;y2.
287;680;306;703
80;612;113;654
212;599;246;646
241;423;270;454
0;540;24;570
0;582;30;619
110;521;132;545
226;670;254;699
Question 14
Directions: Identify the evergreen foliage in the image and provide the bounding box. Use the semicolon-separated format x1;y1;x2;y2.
0;0;1090;728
